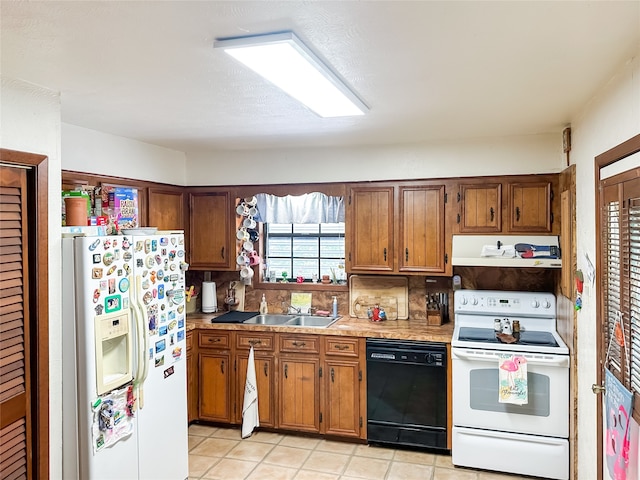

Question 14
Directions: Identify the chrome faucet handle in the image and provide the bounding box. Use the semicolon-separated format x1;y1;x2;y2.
308;306;317;314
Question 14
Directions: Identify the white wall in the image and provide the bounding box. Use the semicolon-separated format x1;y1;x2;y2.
62;123;188;185
0;76;63;479
186;133;564;185
570;51;640;479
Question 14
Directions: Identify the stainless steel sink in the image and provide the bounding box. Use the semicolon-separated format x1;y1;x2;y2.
243;314;292;325
242;314;338;328
285;315;339;328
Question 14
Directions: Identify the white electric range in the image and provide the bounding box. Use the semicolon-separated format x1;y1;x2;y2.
451;289;569;480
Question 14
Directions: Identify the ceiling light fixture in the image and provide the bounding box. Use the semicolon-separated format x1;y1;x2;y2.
214;31;368;118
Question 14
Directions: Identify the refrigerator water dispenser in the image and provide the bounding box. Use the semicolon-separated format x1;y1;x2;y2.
94;311;133;395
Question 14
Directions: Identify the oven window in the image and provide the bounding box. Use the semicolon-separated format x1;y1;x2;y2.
367;362;447;428
469;368;550;416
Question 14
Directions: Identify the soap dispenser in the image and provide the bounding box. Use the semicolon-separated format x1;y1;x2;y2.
259;294;268;315
332;296;338;319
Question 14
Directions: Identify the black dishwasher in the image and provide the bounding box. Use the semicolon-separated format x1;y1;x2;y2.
366;338;448;451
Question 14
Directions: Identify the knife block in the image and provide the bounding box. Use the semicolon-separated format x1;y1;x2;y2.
427;310;443;326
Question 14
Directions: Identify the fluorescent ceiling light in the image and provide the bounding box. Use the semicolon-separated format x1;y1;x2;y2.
214;32;368;118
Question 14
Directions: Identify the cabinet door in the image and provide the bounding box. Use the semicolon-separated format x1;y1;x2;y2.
458;183;501;233
189;191;233;269
186;332;198;423
236;353;276;427
399;185;446;273
278;356;320;433
148;188;185;230
199;351;233;423
508;182;552;232
347;187;394;272
322;359;362;438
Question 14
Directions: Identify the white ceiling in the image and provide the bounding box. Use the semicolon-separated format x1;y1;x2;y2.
2;1;639;152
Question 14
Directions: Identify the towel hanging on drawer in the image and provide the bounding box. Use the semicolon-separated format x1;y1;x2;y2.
242;346;259;438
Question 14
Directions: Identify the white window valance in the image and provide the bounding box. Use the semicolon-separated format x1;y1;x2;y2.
255;192;345;224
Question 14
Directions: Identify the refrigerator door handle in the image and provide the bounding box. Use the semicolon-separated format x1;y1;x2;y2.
133;275;149;409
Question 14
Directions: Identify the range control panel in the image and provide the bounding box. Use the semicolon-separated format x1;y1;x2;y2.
454;289;556;317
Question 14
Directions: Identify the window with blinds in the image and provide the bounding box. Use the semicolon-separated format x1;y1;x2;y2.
602;175;640;421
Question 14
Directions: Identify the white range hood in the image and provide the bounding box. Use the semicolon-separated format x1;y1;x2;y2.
452;235;562;268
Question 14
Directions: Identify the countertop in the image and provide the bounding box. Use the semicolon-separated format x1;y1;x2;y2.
187;312;454;343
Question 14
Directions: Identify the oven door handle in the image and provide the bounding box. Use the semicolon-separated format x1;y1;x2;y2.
451;349;569;367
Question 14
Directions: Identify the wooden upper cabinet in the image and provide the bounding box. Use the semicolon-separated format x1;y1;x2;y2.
188;191;233;270
458;183;501;233
508;181;552;232
148;188;184;230
399;185;446;273
347;187;394;272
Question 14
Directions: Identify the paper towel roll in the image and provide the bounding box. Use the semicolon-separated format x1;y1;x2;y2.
201;282;217;313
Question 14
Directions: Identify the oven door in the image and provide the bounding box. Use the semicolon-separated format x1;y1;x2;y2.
451;347;569;438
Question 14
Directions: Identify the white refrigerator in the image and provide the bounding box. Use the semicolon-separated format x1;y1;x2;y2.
62;231;189;480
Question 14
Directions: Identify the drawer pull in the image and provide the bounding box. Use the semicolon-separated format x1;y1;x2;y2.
331;367;335;383
292;341;306;347
248;339;262;346
208;337;222;343
264;363;268;377
221;360;225;374
334;344;349;351
490;207;495;221
516;206;521;221
284;364;288;379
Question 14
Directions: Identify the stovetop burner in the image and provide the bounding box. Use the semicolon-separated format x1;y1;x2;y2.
457;327;559;348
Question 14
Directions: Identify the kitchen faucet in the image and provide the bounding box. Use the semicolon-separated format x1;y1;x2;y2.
281;302;301;314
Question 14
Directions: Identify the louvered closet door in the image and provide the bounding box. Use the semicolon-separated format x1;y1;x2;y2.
0;165;31;480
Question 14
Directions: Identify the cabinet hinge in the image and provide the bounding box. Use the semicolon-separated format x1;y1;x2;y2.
234;359;236;372
358;370;362;382
349;195;352;205
445;253;448;264
360;417;363;428
550;189;554;201
457;192;461;202
456;213;460;224
319;367;323;377
444;192;448;203
551;212;554;224
320;412;323;423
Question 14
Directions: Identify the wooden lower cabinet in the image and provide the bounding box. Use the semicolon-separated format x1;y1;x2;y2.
235;333;276;427
198;332;233;423
186;331;198;423
277;332;321;433
322;337;365;439
194;330;366;440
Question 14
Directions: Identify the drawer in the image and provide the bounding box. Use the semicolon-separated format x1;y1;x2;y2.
324;337;360;357
198;331;231;349
236;332;275;351
279;334;320;354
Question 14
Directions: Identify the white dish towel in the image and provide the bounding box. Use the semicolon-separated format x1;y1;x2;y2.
242;346;260;438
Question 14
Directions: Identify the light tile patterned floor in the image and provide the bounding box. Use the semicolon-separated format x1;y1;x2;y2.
188;425;535;480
